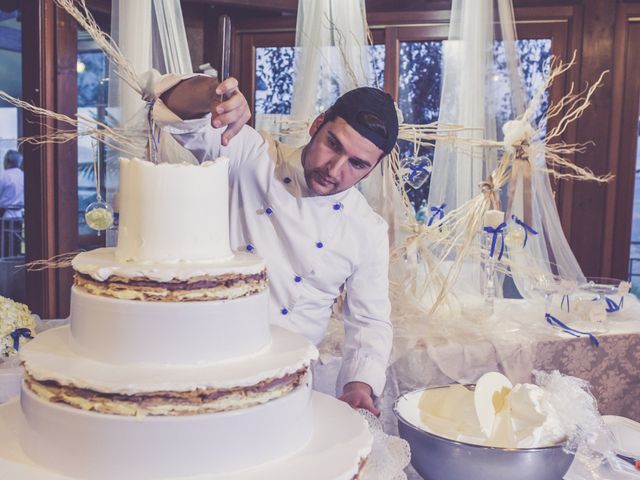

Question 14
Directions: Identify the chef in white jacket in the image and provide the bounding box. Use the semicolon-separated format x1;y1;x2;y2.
154;75;396;416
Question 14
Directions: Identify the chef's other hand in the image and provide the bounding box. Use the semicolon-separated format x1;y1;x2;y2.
339;381;380;416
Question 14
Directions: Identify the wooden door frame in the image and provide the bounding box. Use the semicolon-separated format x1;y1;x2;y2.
22;0;78;318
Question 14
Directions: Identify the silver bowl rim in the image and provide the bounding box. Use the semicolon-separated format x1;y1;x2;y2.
393;385;569;453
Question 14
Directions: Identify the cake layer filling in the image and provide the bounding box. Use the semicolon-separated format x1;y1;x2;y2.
20;326;318;394
25;368;308;416
72;248;266;283
74;270;267;302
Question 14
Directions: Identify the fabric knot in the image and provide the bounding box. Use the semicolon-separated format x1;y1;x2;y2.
137;69;162;102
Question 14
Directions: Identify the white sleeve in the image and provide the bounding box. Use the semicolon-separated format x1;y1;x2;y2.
336;219;393;397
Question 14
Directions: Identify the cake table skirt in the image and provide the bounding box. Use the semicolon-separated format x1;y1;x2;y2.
20;380;313;479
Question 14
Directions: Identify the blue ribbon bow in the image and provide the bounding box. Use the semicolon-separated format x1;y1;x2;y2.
511;214;538;248
10;327;33;351
407;160;430;183
428;203;447;227
483;222;507;261
605;296;623;313
545;313;599;347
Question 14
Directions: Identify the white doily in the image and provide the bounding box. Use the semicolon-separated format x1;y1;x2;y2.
358;409;411;480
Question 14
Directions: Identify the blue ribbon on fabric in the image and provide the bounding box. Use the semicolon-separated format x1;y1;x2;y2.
561;294;571;312
483;222;507;260
10;328;33;351
427;203;446;227
545;313;599;347
511;214;538;248
605;296;623;313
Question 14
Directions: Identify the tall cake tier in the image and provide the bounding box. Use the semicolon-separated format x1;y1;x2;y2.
116;157;233;263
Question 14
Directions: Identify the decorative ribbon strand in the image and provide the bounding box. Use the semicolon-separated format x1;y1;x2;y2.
605;296;622;313
511;214;538;248
483;222;507;261
561;294;571;312
545;313;599;347
10;327;33;351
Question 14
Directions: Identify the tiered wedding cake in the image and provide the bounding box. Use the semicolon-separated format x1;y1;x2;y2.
8;157;372;479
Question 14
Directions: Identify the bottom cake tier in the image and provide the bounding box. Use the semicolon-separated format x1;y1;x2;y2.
20;381;313;479
0;390;372;480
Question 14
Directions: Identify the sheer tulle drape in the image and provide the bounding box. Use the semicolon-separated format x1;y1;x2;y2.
426;0;585;301
288;0;373;145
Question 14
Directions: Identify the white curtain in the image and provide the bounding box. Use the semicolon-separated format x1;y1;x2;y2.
288;0;373;145
426;0;585;299
428;0;525;212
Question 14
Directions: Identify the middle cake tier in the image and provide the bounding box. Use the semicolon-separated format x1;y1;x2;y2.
69;286;271;364
20;325;318;416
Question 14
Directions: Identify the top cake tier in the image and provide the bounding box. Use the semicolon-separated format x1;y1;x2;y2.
115;157;233;264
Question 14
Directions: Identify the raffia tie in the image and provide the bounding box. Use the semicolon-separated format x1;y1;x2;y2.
479;176;500;210
506;140;533;224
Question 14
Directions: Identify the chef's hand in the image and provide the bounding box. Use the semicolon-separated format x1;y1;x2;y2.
339;381;380;416
160;75;251;146
213;77;251;146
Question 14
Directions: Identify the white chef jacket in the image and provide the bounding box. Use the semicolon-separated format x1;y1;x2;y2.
152;76;392;396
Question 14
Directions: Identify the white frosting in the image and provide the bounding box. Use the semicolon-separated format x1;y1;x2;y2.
73;247;264;282
508;384;566;448
408;382;570;449
115;157;233;263
21;326;318;394
69;287;271;365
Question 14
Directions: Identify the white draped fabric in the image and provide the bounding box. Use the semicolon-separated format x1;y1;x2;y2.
426;0;585;300
288;0;373;145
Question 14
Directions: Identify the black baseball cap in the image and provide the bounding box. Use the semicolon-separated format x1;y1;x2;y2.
329;87;399;155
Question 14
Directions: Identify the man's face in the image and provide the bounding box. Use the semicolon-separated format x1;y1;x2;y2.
302;116;384;196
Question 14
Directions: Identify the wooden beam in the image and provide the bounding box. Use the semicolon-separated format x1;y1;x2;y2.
182;0;297;14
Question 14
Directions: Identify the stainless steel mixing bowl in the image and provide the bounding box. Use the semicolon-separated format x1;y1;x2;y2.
394;386;575;480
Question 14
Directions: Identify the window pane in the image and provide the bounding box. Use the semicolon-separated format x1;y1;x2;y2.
254;44;385;133
77;29;109;246
398;38;552;214
0;7;26;303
